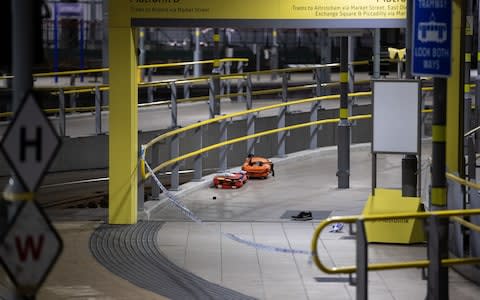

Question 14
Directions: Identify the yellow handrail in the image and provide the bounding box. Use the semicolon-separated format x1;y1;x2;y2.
0;57;249;80
310;209;480;275
446;172;480;190
142;114;371;179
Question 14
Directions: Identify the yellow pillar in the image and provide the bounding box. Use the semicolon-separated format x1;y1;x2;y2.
108;27;138;224
446;0;464;174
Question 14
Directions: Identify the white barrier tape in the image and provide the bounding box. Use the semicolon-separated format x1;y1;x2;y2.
146;162;202;224
145;161;311;256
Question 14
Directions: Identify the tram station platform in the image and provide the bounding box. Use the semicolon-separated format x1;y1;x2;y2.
0;73;478;299
1;142;478;299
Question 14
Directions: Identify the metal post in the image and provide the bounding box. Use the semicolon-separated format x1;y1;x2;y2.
236;62;244;102
356;219;368;300
3;1;35;298
464;0;474;140
405;0;413;78
170;134;180;191
95;86;102;134
54;3;59;83
101;0;109;105
338;37;350;189
373;29;381;79
309;68;322;149
219;119;228;172
476;3;480;152
150;143;160;199
403;2;418;197
427;215;449;300
147;68;154;103
209;75;221;117
277;73;288;157
58;88;66;137
193;28;202;77
138;28;146;82
246;75;255;155
192;123;203;181
183;65;191;100
431;79;447;207
79;19;85;82
169;82;179;191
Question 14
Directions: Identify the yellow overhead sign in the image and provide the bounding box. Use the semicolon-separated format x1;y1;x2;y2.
112;0;406;27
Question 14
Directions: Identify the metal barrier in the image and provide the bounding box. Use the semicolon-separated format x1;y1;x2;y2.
310;208;480;300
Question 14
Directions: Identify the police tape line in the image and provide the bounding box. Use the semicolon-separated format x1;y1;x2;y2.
145;161;311;256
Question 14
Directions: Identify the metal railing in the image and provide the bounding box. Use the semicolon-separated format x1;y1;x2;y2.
310;208;480;300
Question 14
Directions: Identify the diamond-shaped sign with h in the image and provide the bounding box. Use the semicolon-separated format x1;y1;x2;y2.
0;92;61;192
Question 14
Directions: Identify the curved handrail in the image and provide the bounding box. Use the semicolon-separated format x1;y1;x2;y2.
143;91;370;150
0;57;249;80
446;172;480;190
310;209;480;275
141;114;371;179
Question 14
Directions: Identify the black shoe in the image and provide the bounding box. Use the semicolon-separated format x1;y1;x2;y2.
291;211;312;221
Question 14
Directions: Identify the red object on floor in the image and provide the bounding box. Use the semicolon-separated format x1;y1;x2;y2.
213;172;248;189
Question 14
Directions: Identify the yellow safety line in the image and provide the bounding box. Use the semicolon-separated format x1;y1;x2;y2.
310;208;480;274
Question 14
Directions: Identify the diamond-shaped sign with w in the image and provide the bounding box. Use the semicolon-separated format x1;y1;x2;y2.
0;92;61;192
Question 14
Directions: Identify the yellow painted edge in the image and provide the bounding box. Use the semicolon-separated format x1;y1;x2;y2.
213;34;220;42
465;53;471;63
2;191;34;201
465;84;471;93
431;187;447;206
339;72;348;83
432;125;446;142
339;108;348;119
478;52;480;61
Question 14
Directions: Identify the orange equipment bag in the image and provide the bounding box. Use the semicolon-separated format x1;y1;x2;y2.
213;172;248;189
241;155;274;179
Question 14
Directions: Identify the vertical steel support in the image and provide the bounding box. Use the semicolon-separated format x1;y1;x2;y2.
356;219;368;300
225;61;232;97
95;86;102;134
403;1;418;197
246;75;255;155
138;28;146;81
236;62;244;102
169;82;179;191
219;119;228;172
277;73;288;157
192;124;203;181
464;0;473;134
476;3;480;152
101;0;109;105
338;37;350;189
69;92;77;112
150;143;160;200
183;65;191;99
405;0;413;78
309;68;322;149
373;29;381;79
193;28;202;77
147;68;154;103
431;78;447;209
209;77;217;118
137;144;144;212
3;0;34;205
58;88;66;137
170;134;180;191
427;215;449;300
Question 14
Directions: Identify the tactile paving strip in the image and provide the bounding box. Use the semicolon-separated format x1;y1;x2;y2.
90;221;256;300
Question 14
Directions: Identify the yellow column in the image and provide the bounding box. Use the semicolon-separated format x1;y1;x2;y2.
446;0;464;174
108;27;138;224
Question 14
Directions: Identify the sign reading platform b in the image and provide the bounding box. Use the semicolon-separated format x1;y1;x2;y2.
412;0;451;77
0;92;61;192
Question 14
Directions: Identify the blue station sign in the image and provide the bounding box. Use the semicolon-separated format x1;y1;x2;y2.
412;0;451;77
